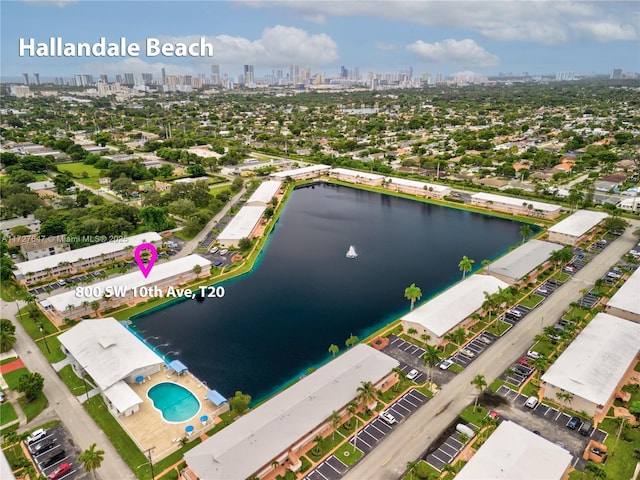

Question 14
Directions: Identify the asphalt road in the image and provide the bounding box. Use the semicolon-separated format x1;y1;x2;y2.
1;300;136;480
343;224;639;480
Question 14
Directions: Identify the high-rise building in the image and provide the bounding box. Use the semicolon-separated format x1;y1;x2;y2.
33;73;40;85
161;68;166;85
115;74;123;84
22;73;29;85
610;68;623;80
141;73;153;85
243;64;254;85
100;74;108;83
340;65;348;79
124;73;135;85
211;64;220;85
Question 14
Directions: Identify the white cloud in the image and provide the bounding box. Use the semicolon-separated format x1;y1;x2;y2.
407;38;499;68
375;41;397;52
245;1;639;44
154;26;338;67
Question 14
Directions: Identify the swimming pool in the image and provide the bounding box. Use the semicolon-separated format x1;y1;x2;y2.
147;382;200;423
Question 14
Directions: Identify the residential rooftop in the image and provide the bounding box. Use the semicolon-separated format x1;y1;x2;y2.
217;205;266;242
547;210;609;237
471;192;561;212
606;266;640;316
489;239;564;282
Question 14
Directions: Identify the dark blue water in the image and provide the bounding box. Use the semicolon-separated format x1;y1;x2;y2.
133;183;524;403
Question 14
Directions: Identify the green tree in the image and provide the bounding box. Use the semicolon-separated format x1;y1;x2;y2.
392;367;407;392
519;224;532;244
231;391;251;415
345;333;359;349
422;345;441;383
406;461;417;480
78;443;105;479
346;402;358;429
458;255;474;279
555;391;574;414
110;175;136;197
628;401;640;421
312;434;323;456
531;356;550;380
328;410;341;443
17;372;44;402
444;327;467;347
0;319;17;353
238;237;252;251
584;462;606;479
328;344;339;359
471;374;487;411
404;283;422;311
356;380;377;411
192;265;202;276
90;300;100;316
53;174;75;194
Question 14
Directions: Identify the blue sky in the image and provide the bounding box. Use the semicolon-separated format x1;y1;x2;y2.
1;0;639;80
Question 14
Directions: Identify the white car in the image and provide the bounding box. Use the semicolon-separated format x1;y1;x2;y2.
526;350;541;359
380;410;397;425
26;428;47;445
407;369;419;381
461;348;475;358
439;359;454;370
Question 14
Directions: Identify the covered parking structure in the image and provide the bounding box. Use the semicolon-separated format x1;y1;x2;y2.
541;313;640;417
401;275;509;346
488;239;564;285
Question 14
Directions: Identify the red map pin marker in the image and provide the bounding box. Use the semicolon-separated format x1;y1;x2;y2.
134;243;158;278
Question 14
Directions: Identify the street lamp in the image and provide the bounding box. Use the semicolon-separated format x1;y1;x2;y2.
39;324;51;354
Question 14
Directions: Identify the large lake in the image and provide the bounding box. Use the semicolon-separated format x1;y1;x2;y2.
133;183;524;402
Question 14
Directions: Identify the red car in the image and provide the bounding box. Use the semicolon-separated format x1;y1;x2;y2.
49;463;71;479
518;357;532;367
489;410;500;420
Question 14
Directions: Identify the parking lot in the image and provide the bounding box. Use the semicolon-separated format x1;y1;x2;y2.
303;389;429;480
449;332;497;369
384;336;455;385
27;424;85;480
494;385;608;466
28;270;107;296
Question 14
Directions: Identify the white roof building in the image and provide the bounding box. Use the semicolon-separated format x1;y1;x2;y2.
541;313;640;414
217;206;266;247
330;168;385;182
471;192;561;214
489;240;564;284
401;275;509;342
13;232;162;277
606;267;640;322
58;318;163;415
456;421;572;480
246;180;281;206
43;254;211;312
547;210;609;242
184;344;398;480
389;177;451;195
269;164;330;180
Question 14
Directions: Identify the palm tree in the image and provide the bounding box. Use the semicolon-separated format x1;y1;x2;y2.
471;374;487;411
345;333;359;349
481;259;491;273
356;381;378;411
458;255;475;279
0;319;17;353
328;410;341;443
407;327;418;340
406;461;418;480
444;327;467;347
532;356;550;380
556;392;574;414
78;443;104;479
420;333;431;347
482;291;497;323
328;344;339;359
519;224;532;244
346;402;358;429
422;345;441;383
312;435;323;456
404;283;422;311
392;367;407;392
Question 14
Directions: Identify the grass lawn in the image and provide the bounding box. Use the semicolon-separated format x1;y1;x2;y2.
57;162;103;188
205;411;238;437
172;229;196;241
440;343;457;357
18;392;47;421
0;402;18;425
449;363;464;373
378;381;411;404
459;405;487;429
402;460;441;480
36;335;66;363
489;378;504;393
306;431;346;462
58;364;89;396
487;320;511;337
154;437;202;473
2;443;27;469
533;340;556;357
521;379;541;398
84;396;151;480
0;356;18;366
209;185;230;197
3;368;29;389
520;294;544;309
16;308;58;341
333;442;363;466
0;280;28;301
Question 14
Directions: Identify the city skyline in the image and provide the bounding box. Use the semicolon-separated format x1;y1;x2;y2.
1;0;639;80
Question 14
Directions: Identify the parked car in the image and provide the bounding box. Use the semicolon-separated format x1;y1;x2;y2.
514;365;532;377
439;359;454;370
580;420;593;436
488;410;500;420
507;309;522;318
379;410;397;425
27;428;47;445
49;462;71;479
478;335;492;345
32;441;56;455
42;450;66;468
407;369;419;381
525;396;538;408
517;357;532;367
526;350;542;360
460;348;475;358
567;417;582;430
547;333;562;342
591;446;605;456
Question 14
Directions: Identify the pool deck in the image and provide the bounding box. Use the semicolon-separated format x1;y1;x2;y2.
119;366;224;458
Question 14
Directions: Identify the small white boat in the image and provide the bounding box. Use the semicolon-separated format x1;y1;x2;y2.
346;245;358;258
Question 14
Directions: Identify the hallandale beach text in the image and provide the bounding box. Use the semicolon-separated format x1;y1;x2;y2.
19;37;214;58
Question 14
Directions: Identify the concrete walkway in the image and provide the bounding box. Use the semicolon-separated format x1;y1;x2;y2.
1;299;136;480
344;222;640;480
